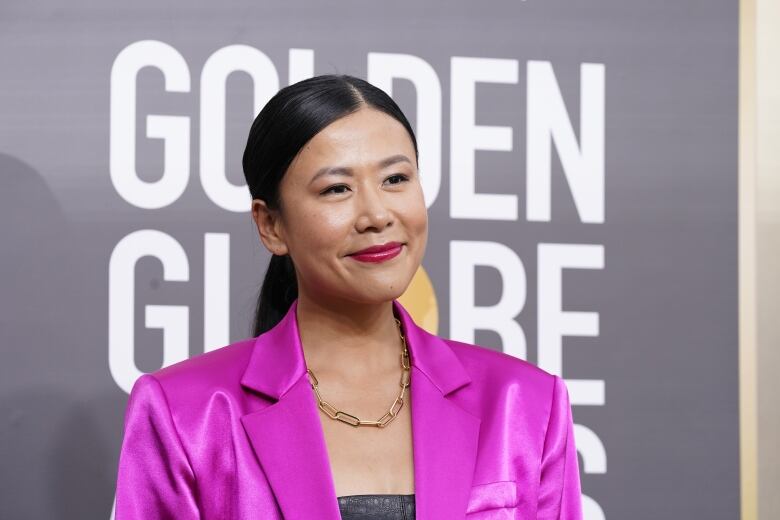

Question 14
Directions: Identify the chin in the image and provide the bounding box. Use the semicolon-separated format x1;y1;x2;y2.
348;284;409;305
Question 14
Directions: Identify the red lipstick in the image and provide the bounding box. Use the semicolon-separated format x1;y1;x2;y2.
347;241;404;263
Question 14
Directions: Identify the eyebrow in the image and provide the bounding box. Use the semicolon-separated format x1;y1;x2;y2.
308;154;413;186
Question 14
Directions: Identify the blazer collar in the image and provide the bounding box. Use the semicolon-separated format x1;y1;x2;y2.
239;297;472;400
239;298;480;520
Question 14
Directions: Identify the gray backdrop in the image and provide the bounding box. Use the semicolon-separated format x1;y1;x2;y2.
0;1;738;518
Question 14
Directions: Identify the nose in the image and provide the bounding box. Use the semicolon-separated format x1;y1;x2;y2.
354;182;393;233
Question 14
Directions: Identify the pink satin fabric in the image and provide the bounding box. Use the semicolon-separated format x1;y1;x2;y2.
115;298;583;519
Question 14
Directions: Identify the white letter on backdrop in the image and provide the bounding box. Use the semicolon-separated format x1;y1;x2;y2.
109;230;190;394
573;419;608;518
450;57;519;220
288;48;314;85
574;423;607;474
450;240;526;359
204;233;230;352
527;61;605;223
200;45;280;212
110;40;191;209
368;52;442;209
582;495;606;520
537;243;605;406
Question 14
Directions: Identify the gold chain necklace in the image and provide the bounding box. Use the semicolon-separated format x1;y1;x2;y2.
306;317;410;428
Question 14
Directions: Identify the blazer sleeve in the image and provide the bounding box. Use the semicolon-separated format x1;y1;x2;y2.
115;374;200;520
537;375;584;520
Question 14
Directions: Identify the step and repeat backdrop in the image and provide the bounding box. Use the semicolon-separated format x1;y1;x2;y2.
0;1;738;518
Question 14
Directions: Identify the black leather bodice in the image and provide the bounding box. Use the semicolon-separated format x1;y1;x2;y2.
337;494;416;519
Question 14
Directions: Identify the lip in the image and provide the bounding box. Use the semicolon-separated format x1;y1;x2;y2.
347;241;404;263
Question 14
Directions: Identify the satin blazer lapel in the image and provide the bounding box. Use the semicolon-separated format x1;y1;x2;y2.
239;298;481;520
396;300;482;519
239;300;342;520
241;376;341;519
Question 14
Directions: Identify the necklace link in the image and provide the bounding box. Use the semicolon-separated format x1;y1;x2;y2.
306;317;410;428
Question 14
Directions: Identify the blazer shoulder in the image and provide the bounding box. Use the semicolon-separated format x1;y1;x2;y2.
440;337;563;428
145;336;257;402
442;337;557;395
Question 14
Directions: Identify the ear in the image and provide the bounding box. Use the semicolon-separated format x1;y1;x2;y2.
251;198;289;256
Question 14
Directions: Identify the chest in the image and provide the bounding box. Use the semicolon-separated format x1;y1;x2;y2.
315;385;415;497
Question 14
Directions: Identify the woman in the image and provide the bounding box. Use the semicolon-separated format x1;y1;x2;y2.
114;74;583;519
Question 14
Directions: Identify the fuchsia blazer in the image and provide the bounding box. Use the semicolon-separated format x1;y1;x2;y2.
115;298;583;519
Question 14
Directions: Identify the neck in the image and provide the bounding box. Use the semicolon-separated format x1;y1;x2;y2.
295;291;403;377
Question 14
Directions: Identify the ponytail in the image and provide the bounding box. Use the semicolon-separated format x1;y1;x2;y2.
252;254;298;337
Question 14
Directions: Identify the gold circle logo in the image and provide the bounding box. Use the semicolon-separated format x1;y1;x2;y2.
399;266;439;334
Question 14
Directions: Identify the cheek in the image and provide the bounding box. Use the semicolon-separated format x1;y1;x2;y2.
287;207;352;255
399;200;428;261
407;193;429;235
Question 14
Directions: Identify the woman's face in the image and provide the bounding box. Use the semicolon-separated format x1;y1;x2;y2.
253;106;428;306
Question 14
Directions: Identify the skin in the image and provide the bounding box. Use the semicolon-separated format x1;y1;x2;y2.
251;106;428;496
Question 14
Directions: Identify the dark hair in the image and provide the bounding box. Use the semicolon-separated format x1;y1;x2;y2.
242;74;419;337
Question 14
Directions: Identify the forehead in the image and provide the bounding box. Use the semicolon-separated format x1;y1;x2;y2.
287;107;416;181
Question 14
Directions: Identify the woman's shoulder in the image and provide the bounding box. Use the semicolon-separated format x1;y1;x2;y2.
441;336;558;396
138;336;258;402
438;337;566;428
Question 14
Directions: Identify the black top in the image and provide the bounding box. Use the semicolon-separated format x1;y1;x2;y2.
337;494;416;520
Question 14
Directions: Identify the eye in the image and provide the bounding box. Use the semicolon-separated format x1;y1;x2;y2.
385;173;410;185
320;184;351;196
